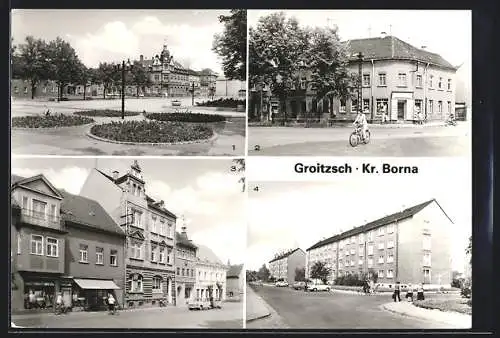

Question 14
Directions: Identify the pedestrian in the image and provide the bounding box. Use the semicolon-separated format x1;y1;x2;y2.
406;284;414;302
107;293;116;314
417;283;425;301
28;290;36;309
55;292;64;314
393;281;401;302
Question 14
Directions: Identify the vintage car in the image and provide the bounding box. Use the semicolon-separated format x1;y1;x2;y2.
188;297;211;310
171;100;182;107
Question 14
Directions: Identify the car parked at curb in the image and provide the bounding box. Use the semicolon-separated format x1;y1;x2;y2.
292;281;306;290
171;100;182;107
306;283;331;292
275;280;289;287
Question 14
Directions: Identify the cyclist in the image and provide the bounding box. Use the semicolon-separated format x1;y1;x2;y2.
353;110;368;141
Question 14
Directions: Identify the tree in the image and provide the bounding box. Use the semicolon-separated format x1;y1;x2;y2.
129;61;151;97
309;261;331;284
212;9;247;81
368;268;378;283
295;267;305;282
75;63;92;100
466;235;472;264
256;264;270;282
96;62;118;99
232;158;245;192
16;36;51;99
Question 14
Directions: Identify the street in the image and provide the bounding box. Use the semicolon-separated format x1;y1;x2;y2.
11;301;243;329
11;98;245;156
247;285;453;329
248;123;470;156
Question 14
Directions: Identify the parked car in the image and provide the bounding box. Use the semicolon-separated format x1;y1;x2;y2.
188;297;211;310
306;283;331;292
292;281;306;290
275;281;289;287
171;100;182;106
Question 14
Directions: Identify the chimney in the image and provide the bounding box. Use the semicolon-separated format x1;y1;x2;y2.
140;55;144;62
112;171;119;180
381;31;387;39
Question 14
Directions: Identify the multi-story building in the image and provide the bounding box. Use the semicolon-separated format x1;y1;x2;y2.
174;226;198;306
187;69;202;96
250;34;457;124
60;190;126;310
306;199;454;286
80;160;177;308
10;174;68;311
226;264;244;299
194;244;227;302
198;68;218;97
268;248;306;283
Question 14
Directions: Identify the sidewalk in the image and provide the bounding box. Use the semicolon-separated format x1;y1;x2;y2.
382;301;471;328
246;286;271;322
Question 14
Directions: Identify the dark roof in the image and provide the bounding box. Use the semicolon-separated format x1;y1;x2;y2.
59;190;125;237
199;68;217;76
269;248;303;263
307;199;451;251
176;231;198;249
346;36;456;70
227;264;244;278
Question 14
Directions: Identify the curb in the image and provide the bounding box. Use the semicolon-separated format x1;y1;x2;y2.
246;287;272;323
246;312;271;323
86;130;218;146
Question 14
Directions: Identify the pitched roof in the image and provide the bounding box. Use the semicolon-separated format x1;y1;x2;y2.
307;199;450;251
176;231;198;249
11;174;25;185
346;36;456;70
11;174;63;199
196;244;224;266
269;248;304;263
59;190;125;237
227;264;244;278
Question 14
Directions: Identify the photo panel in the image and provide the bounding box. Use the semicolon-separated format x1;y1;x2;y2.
247;10;471;157
10;157;246;329
10;9;247;156
245;157;471;329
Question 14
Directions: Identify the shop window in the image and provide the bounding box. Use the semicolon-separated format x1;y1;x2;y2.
131;274;143;292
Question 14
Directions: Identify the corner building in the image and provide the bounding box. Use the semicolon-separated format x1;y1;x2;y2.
306;200;453;286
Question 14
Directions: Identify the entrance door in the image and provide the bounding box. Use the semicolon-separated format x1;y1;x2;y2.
397;100;406;120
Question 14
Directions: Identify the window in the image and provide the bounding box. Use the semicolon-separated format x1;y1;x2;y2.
152;276;162;292
367;231;374;241
50;204;57;221
182;268;185;276
151;216;157;233
387;253;394;263
350;260;355;267
429;100;434;113
447;79;452;91
159;247;165;263
22;196;29;210
429;75;434;88
43;237;58;257
376;99;388;116
345;250;350;257
17;233;21;254
438;77;443;89
340;99;346;113
423;235;432;250
151;244;157;262
110;250;118;266
177;267;180;275
133;210;142;228
447;101;452;114
423;253;431;266
362;74;371;86
378;255;384;264
367;245;374;255
438;101;443;113
359;246;364;256
378;73;386;86
398;73;407;86
32;199;47;219
351;99;358;112
14;86;19;94
387;269;394;278
131;274;143;292
30;235;43;255
378;242;385;250
161;219;167;236
423;268;431;279
368;258;373;267
378;270;384;278
378;227;384;236
358;259;363;265
387;224;394;234
130;242;143;259
363;99;370;113
96;247;104;264
79;244;88;262
387;240;394;249
416;74;423;87
191;269;194;277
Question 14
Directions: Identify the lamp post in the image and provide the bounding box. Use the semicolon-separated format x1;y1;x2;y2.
191;81;195;106
357;52;364;114
114;59;133;120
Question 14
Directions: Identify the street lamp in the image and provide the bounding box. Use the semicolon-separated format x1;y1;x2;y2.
357;52;364;114
114;59;133;120
190;81;195;106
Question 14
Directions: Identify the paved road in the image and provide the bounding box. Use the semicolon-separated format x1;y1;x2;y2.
248;285;452;329
11;99;245;156
248;123;470;157
11;302;243;329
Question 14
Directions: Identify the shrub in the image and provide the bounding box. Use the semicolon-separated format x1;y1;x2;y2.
195;98;246;108
12;114;94;128
334;273;365;287
74;110;140;117
146;112;226;123
90;120;213;143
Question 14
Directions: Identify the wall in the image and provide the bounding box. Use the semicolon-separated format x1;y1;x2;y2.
216;79;247;98
287;250;306;282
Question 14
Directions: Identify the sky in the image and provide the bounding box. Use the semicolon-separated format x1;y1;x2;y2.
11;9;228;74
11;157;246;266
248;10;471;68
246;163;471;272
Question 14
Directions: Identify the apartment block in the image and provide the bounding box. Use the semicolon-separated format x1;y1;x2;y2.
268;248;306;283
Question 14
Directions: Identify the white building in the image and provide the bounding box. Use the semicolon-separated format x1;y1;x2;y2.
194;244;228;302
215;77;246;98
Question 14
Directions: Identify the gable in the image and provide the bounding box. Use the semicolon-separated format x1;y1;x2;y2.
13;175;62;199
129;230;145;241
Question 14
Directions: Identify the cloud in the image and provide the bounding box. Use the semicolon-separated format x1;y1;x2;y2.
12;166;90;195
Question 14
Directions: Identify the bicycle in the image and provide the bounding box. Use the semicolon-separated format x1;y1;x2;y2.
349;124;371;147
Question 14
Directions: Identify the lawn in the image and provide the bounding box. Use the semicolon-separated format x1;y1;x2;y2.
413;297;472;315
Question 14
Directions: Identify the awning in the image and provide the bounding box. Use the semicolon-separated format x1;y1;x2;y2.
74;279;120;290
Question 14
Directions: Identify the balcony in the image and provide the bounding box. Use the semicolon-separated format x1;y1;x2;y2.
19;209;61;228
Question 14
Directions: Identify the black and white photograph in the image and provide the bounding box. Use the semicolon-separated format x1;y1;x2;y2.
10;158;245;328
245;163;471;329
10;9;247;156
248;10;471;156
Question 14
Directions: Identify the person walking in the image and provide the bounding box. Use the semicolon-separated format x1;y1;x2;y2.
406;284;414;301
28;290;36;309
55;292;64;314
417;283;425;301
107;293;116;314
393;281;401;302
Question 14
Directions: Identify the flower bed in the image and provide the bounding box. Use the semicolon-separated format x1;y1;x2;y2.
74;110;140;117
413;298;472;315
12;115;94;128
195;98;246;108
90;120;214;143
146;112;226;123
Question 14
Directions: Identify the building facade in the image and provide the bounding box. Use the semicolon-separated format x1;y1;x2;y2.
226;264;244;299
11;174;68;312
80;161;177;308
216;78;247;98
198;69;218;97
250;35;457;124
194;245;227;302
174;227;198;307
268;248;306;283
306;199;454;286
60;190;126;310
